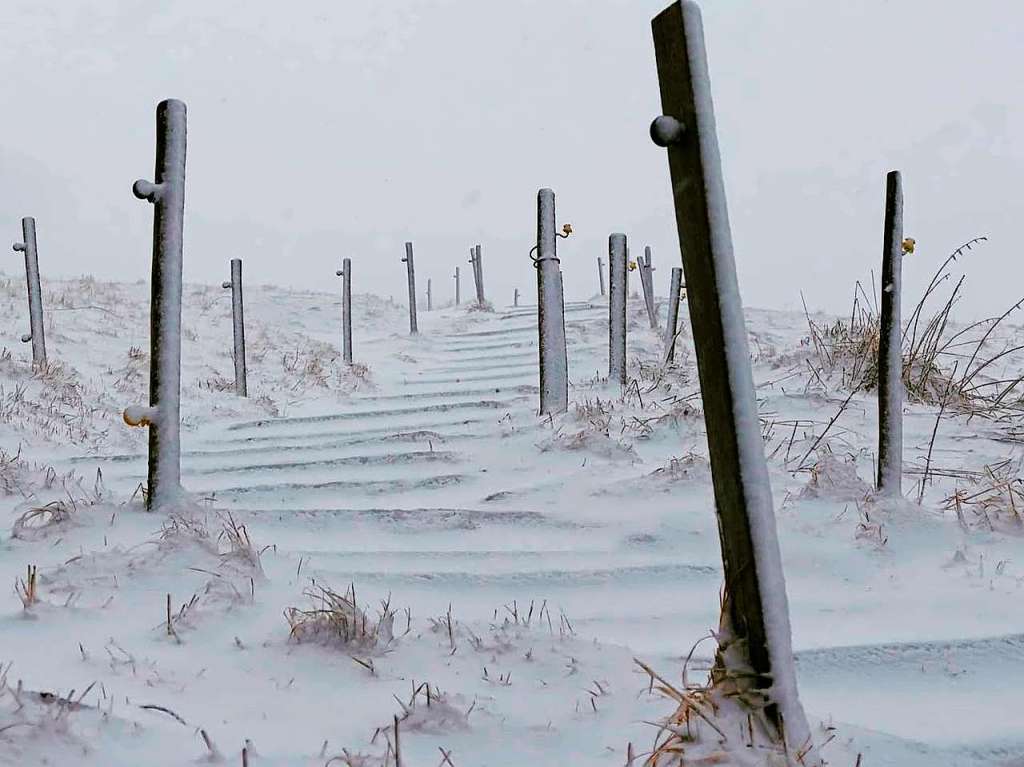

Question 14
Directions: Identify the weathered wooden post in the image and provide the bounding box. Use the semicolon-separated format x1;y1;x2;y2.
335;258;353;364
877;171;904;496
454;266;460;306
640;245;659;329
467;247;477;304
536;188;568;415
220;258;247;397
124;98;187;511
597;256;606;297
474;244;485;304
12;217;46;366
664;266;683;362
514;287;519;307
427;278;433;312
402;242;418;334
608;233;627;385
651;1;816;756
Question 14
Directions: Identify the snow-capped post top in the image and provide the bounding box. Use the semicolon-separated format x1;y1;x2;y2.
649;114;686;147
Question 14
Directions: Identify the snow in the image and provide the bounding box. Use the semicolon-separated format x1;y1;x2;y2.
0;270;1023;766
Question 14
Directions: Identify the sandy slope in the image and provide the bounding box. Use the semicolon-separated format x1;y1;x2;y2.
0;272;1022;766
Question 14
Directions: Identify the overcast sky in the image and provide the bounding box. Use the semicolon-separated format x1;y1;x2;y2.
2;0;1021;319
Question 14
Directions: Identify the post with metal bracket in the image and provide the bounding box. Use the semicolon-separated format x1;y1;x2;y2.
454;266;460;306
664;266;683;362
877;171;904;496
12;217;46;366
597;256;606;297
640;245;659;329
125;98;187;511
427;278;433;312
402;242;418;334
608;233;627;386
335;258;353;364
536;189;568;415
651;1;816;757
220;258;247;397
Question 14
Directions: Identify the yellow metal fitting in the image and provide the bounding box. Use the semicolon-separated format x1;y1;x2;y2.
902;237;916;255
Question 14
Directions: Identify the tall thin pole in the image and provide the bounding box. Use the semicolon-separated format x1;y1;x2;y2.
536;188;568;415
597;256;606;297
129;98;187;511
402;242;418;334
608;233;627;385
336;258;353;364
474;244;485;304
454;266;460;306
514;288;519;307
221;258;247;397
12;217;46;366
877;170;904;495
664;266;683;362
427;278;433;312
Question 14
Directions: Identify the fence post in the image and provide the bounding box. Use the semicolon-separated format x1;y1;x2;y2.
608;233;627;385
474;244;485;304
536;188;568;415
651;1;815;756
877;170;904;495
514;287;519;307
427;278;433;312
125;98;187;511
12;217;46;366
664;266;683;362
220;258;247;397
640;245;659;329
335;258;353;364
402;242;418;334
597;256;606;297
454;266;460;306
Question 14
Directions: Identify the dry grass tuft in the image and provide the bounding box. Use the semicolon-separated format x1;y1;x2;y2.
285;583;396;651
943;459;1024;532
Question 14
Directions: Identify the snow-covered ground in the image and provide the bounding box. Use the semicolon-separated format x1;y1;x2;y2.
1;271;1022;766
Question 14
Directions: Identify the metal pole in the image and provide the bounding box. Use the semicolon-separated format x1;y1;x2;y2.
474;244;485;304
427;278;433;312
536;188;568;415
877;170;904;495
640;245;659;329
664;266;683;362
651;1;814;754
127;98;187;511
608;233;627;385
12;217;46;366
454;266;460;306
402;242;418;334
220;258;247;397
335;258;353;364
597;256;606;297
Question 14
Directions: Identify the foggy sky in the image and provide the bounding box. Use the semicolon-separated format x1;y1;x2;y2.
2;0;1021;320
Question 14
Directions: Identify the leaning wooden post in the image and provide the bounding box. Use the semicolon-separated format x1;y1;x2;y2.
454;266;460;306
640;245;659;329
536;188;568;415
427;278;433;312
877;170;904;495
651;1;816;755
12;217;46;366
335;258;353;364
608;233;627;386
402;242;418;334
220;258;247;397
664;266;683;362
597;256;606;297
125;99;187;511
474;244;485;304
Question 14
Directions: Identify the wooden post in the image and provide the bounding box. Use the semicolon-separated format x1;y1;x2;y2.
454;266;460;306
474;244;485;304
597;256;606;297
514;287;519;307
664;266;683;362
336;258;353;364
127;99;187;511
877;171;904;495
651;1;814;754
608;233;627;386
402;242;418;334
640;245;659;329
221;258;247;397
536;188;568;414
12;217;46;366
427;278;433;312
